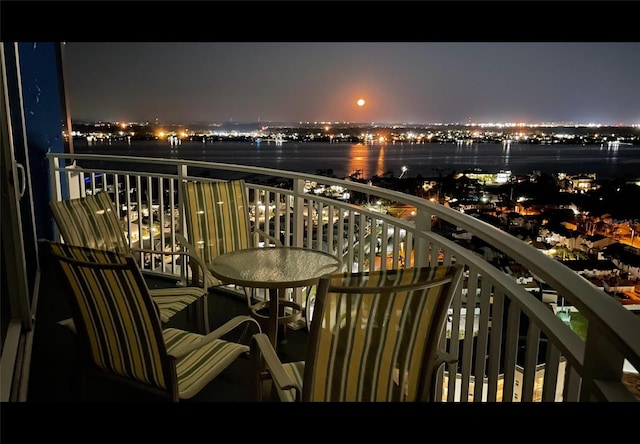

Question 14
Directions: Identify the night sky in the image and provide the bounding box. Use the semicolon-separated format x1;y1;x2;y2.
4;1;636;127
63;41;639;126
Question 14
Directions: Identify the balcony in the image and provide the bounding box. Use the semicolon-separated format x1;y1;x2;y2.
44;151;640;402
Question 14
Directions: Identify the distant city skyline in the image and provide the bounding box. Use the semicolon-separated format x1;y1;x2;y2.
62;42;640;127
73;118;640;130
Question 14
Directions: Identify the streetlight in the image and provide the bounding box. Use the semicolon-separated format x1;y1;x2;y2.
399;166;408;179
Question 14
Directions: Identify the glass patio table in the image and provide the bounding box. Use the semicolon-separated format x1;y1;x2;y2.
210;246;341;347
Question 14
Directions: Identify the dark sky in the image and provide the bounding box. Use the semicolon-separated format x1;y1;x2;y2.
2;1;637;126
63;41;639;126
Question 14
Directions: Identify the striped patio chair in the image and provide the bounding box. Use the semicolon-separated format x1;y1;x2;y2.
178;179;286;310
49;192;211;333
42;240;261;401
251;264;465;402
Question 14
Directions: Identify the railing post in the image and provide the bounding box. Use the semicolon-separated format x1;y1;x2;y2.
414;206;432;268
292;178;305;248
581;321;627;401
49;155;64;241
177;163;189;284
49;155;62;202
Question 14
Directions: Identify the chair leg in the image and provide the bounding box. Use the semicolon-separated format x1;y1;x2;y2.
277;325;287;347
304;292;315;331
185;296;210;334
195;295;210;334
251;342;276;402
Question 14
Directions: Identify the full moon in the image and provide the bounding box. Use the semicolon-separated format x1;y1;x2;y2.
357;98;365;107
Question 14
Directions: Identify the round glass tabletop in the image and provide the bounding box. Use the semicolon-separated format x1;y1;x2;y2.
210;247;341;288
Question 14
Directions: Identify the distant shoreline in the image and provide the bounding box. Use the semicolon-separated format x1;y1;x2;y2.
70;120;640;148
72;139;640;182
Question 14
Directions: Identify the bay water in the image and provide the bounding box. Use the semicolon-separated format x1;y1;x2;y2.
73;139;640;180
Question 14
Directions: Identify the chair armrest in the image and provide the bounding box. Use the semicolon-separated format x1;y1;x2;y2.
167;315;261;359
252;229;283;247
250;332;301;400
173;234;222;288
132;244;215;289
131;247;204;269
131;247;193;259
148;287;207;298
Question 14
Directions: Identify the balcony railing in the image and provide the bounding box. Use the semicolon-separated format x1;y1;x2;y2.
47;152;640;402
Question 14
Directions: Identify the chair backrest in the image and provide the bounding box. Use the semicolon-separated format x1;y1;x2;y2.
49;192;130;253
304;265;464;402
182;179;253;265
42;240;176;397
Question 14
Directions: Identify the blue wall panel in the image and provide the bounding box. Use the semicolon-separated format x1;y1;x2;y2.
17;42;66;240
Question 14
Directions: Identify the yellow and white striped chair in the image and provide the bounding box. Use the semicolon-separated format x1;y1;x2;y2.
251;265;464;402
43;240;261;401
50;192;210;333
179;179;300;325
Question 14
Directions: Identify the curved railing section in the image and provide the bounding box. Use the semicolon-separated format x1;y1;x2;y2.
47;152;640;402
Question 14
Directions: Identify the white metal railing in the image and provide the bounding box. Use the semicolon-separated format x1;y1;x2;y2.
47;152;640;402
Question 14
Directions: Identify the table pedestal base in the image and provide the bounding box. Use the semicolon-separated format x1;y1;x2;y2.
250;298;302;347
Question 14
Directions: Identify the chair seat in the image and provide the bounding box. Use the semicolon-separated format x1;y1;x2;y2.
57;287;209;332
150;287;208;323
58;320;253;400
163;328;250;399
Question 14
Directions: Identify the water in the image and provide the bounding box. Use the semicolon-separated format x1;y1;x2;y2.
73;139;640;180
